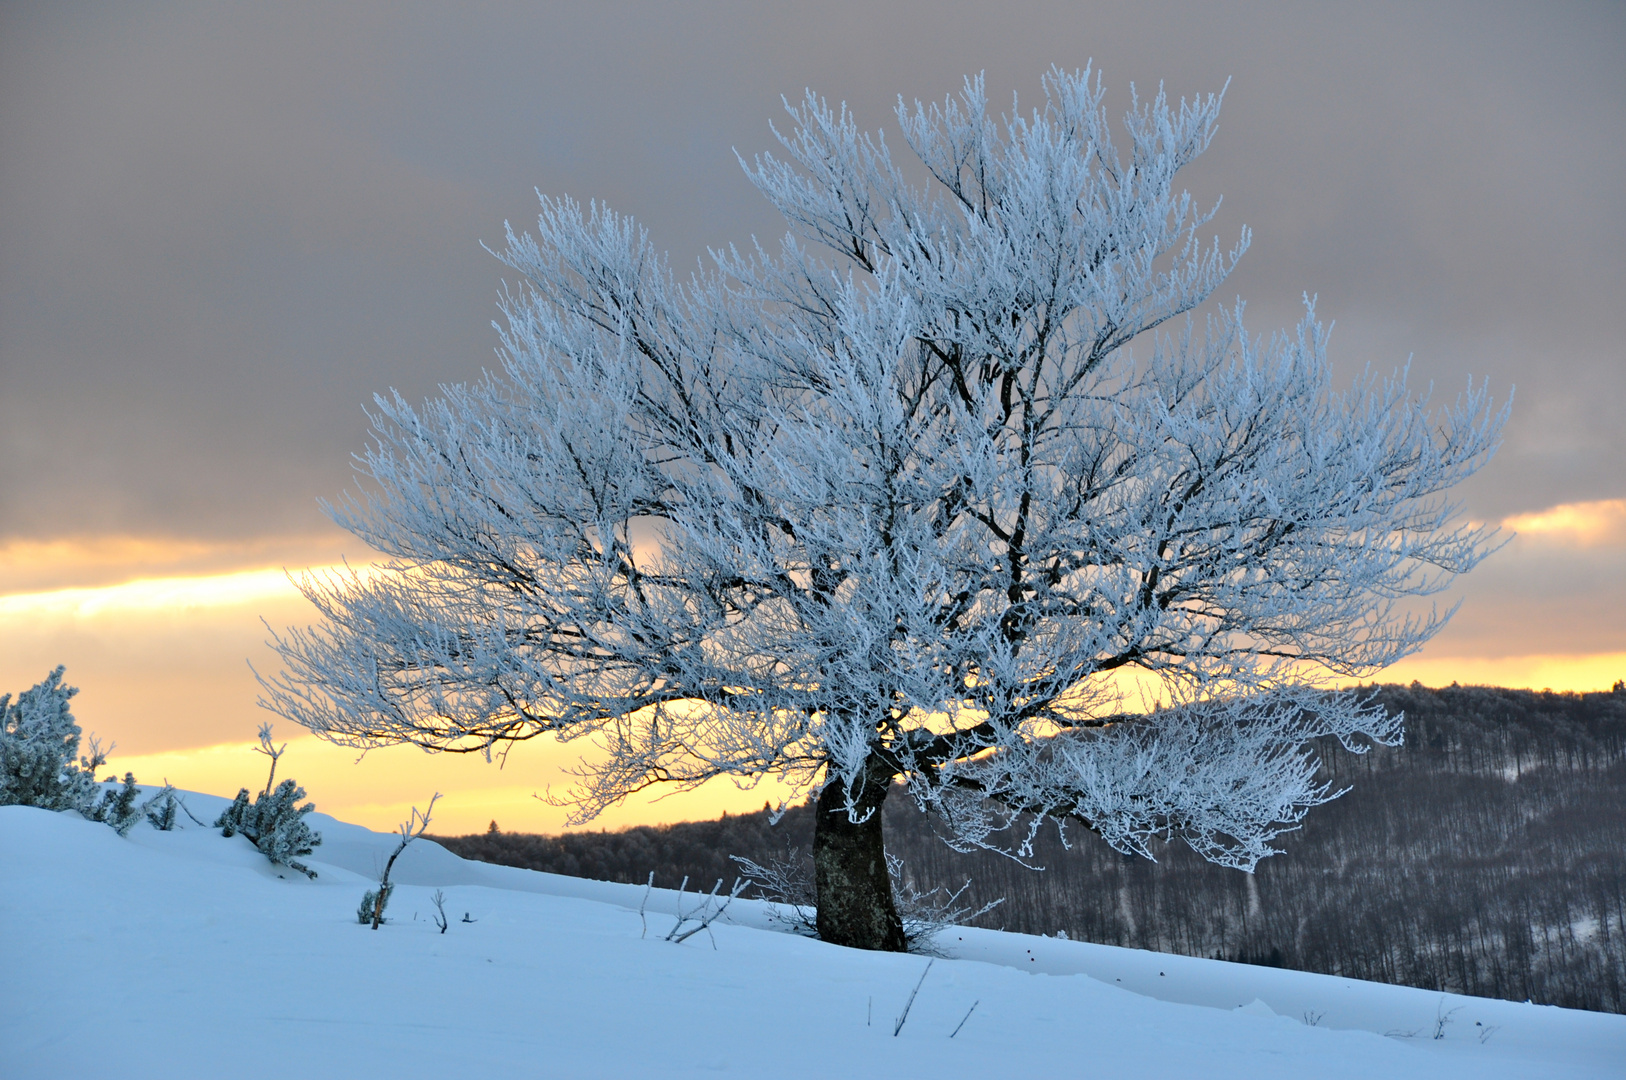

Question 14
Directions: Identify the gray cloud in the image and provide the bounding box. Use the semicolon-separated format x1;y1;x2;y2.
3;0;1622;546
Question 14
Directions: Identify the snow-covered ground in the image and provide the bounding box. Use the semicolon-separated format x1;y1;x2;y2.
4;789;1622;1079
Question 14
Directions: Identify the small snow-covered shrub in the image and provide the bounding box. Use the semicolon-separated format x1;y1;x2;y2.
87;772;143;836
887;853;1003;956
216;779;322;878
731;849;818;937
731;849;1002;954
357;883;393;925
143;783;180;831
1;667;141;836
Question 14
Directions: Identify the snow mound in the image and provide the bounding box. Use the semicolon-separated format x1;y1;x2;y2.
3;790;1622;1079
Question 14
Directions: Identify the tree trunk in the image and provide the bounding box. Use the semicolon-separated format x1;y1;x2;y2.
813;765;907;952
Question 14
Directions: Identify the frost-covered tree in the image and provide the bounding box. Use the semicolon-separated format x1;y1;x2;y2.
1;667;144;835
262;68;1506;951
1;667;99;811
216;779;322;879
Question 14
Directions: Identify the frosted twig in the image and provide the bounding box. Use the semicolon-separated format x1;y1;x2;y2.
366;792;440;929
666;876;746;947
174;793;209;827
253;722;287;798
1432;997;1464;1040
893;960;934;1036
949;1000;979;1038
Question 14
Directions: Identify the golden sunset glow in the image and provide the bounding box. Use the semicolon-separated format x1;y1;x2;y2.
0;566;320;618
0;550;796;834
0;535;226;589
0;532;359;594
110;734;800;836
1502;498;1626;547
1376;651;1626;695
3;496;1622;834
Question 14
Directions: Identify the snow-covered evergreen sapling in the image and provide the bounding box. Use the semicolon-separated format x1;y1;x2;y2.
216;779;322;878
88;773;143;836
2;666;142;834
216;723;322;877
362;793;439;929
2;667;103;811
142;782;181;830
357;883;394;925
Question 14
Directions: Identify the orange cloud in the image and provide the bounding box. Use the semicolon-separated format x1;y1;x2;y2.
1502;498;1626;548
0;567;316;618
0;530;364;593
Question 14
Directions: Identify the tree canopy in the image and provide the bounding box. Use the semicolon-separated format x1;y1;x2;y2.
262;67;1506;949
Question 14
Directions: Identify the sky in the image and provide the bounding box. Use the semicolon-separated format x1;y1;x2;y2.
2;1;1623;833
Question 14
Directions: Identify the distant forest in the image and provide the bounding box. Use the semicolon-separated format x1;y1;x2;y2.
437;683;1626;1013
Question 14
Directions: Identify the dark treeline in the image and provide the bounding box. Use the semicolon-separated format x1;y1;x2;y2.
437;683;1626;1013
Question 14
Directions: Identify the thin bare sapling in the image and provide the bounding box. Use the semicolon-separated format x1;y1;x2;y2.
640;872;747;947
362;792;440;929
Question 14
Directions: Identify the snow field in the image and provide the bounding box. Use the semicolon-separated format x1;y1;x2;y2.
3;790;1621;1079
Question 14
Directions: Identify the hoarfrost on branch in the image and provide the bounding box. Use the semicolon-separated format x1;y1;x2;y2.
261;67;1505;872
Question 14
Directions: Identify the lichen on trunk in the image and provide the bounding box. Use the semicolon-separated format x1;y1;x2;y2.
812;765;907;952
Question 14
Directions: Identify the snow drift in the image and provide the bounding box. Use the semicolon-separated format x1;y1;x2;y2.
2;788;1621;1079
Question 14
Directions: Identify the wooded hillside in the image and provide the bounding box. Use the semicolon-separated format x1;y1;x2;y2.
437;683;1626;1012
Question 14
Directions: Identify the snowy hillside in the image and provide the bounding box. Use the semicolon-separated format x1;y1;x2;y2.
3;790;1622;1080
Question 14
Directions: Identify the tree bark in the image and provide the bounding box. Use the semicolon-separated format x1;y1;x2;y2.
813;764;907;951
